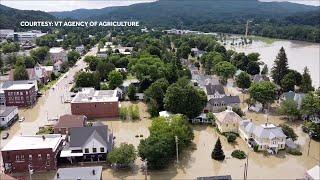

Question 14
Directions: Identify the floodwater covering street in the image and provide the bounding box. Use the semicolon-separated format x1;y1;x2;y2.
0;46;98;149
228;38;320;88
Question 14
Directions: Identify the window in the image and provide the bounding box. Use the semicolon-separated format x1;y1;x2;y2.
29;155;32;161
21;155;25;161
16;155;20;161
84;148;89;153
46;161;50;166
92;148;97;153
100;147;105;152
47;154;50;160
38;154;42;160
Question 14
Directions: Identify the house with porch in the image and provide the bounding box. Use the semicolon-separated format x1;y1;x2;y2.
60;122;113;163
215;106;243;133
239;120;286;154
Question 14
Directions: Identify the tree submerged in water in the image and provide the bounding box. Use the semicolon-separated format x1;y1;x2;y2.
211;138;225;161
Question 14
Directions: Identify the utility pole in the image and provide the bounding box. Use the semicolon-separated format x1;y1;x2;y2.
144;159;148;180
175;136;179;164
243;152;249;180
307;132;312;156
245;20;252;37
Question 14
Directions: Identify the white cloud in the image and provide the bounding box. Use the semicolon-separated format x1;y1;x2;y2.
1;0;156;12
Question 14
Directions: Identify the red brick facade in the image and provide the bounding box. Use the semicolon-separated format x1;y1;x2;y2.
4;86;37;107
71;102;119;118
1;145;62;173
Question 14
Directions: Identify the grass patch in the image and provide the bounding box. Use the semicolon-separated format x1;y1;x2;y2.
249;35;277;44
36;126;54;135
287;149;302;156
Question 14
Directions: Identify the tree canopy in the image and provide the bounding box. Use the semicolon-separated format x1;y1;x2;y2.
249;81;277;108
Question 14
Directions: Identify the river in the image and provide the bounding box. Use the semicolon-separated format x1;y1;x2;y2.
227;38;320;88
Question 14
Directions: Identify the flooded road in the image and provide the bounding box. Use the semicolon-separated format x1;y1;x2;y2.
0;47;98;148
228;39;320;88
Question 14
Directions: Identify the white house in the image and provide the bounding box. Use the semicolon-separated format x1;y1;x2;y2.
305;165;320;180
60;122;113;162
204;84;225;100
96;48;108;58
49;47;67;64
0;106;18;128
54;60;63;73
75;45;85;54
239;120;286;154
215;106;243;133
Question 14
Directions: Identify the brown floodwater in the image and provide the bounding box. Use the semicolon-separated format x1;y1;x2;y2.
228;39;320;88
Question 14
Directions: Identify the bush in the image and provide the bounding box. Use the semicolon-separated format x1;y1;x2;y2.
231;150;247;159
279;124;298;141
119;107;127;120
287;149;302;156
232;106;245;117
253;145;259;152
227;133;237;143
128;105;140;120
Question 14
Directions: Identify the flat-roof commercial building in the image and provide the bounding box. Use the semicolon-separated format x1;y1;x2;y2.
0;106;18;128
1;134;65;173
54;166;103;180
71;88;119;118
3;82;37;107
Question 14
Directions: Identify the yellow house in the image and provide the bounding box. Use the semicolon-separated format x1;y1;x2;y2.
215;106;242;133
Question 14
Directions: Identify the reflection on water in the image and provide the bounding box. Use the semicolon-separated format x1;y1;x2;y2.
228;39;320;88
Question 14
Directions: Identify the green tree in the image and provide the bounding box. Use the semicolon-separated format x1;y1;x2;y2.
301;93;320;118
214;61;236;82
2;42;19;54
75;72;100;89
13;58;28;80
211;138;225;161
277;100;300;120
67;50;80;66
30;47;49;63
236;72;251;89
128;84;137;101
287;69;302;86
249;81;277;108
279;124;298;141
247;52;260;62
107;143;136;167
300;67;314;93
271;47;289;85
108;70;123;89
246;61;260;75
164;79;207;119
144;78;169;117
176;43;191;59
24;56;36;68
281;73;296;92
138;115;194;169
96;60;115;81
261;65;268;75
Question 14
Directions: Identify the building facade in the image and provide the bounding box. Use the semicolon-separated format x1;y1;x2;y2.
71;88;119;118
4;83;37;107
1;135;65;173
49;47;68;64
0;106;18;128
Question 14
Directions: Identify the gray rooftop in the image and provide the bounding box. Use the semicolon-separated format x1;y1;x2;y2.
205;84;225;95
207;95;240;105
72;88;118;103
1;80;37;93
54;166;102;180
69;122;113;150
0;106;17;117
241;121;286;139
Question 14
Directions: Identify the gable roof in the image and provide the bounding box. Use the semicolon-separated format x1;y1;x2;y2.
241;121;286;139
205;84;225;95
252;74;270;83
54;114;86;129
69;122;112;149
208;95;240;105
216;108;242;124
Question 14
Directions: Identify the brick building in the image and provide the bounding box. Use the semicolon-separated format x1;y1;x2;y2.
1;134;65;174
54;114;87;134
71;88;119;118
4;83;37;107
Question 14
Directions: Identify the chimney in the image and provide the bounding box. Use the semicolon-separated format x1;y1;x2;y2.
42;135;45;141
92;169;96;175
57;173;60;178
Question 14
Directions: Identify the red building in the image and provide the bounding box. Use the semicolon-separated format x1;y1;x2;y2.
4;83;37;107
71;88;119;118
54;114;87;134
1;134;65;173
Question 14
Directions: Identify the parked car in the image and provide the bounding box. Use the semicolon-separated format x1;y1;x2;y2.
19;117;25;122
2;132;9;139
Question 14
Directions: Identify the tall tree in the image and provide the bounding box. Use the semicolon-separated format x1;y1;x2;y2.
261;65;268;75
277;100;300;121
249;81;277;108
281;73;296;92
214;61;236;82
108;70;123;89
211;138;225;161
236;72;252;89
246;61;260;75
300;67;314;93
271;47;289;85
107;143;136;167
13;58;28;80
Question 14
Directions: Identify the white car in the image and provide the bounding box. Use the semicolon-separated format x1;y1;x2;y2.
19;117;25;122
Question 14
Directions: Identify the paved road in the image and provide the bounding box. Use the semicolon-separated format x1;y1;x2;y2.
0;46;97;149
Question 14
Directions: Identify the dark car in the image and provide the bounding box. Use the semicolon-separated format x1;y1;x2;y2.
2;132;9;139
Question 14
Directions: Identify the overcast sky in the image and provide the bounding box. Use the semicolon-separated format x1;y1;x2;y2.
1;0;319;12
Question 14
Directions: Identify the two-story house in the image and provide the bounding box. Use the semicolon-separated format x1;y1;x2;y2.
239;120;286;154
60;122;113;163
215;106;243;133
